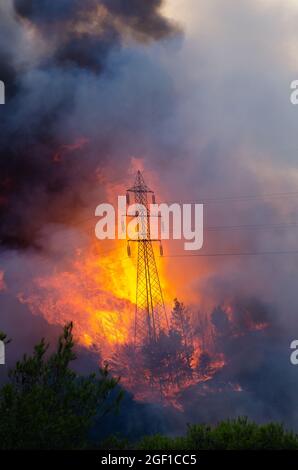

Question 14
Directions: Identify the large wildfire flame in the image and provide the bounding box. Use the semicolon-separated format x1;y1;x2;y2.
18;239;139;355
17;157;173;359
16;231;225;402
13;151;269;402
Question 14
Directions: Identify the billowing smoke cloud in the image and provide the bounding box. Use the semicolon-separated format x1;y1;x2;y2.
156;0;298;431
175;296;298;431
0;0;178;248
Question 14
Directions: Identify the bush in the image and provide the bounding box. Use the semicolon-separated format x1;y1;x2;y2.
0;323;122;449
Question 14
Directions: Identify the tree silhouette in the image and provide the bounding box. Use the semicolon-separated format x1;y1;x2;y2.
0;323;122;449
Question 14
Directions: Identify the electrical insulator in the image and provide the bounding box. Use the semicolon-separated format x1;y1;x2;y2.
127;244;131;257
126;193;130;205
160;244;163;257
152;194;156;204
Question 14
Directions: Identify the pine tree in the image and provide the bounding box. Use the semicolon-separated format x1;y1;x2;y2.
170;299;194;368
0;323;122;449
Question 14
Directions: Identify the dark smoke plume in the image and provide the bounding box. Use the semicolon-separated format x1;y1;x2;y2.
0;0;177;249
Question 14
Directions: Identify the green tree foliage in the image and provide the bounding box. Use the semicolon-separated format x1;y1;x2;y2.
0;323;122;449
136;417;298;450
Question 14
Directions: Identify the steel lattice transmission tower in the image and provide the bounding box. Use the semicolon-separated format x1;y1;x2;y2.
127;171;168;346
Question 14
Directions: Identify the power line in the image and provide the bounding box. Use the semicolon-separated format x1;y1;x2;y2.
69;215;298;233
62;189;298;229
96;247;298;260
161;249;298;258
164;189;298;205
102;247;298;260
205;221;298;232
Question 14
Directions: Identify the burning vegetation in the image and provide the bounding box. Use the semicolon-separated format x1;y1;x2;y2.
15;232;270;405
11;169;270;404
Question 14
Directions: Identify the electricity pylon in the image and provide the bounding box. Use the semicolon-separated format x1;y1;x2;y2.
127;171;168;346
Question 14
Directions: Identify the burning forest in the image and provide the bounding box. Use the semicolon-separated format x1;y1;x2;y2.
1;0;298;450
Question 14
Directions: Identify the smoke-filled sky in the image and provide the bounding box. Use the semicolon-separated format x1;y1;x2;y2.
1;0;298;430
